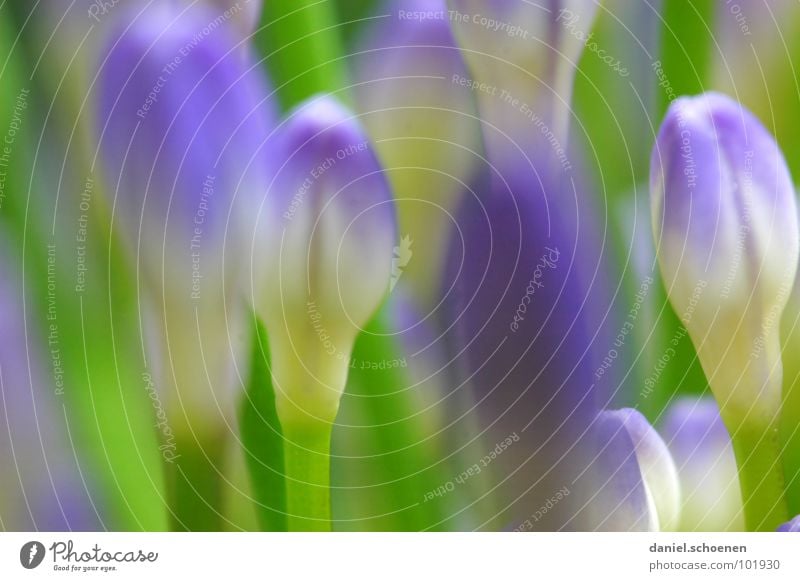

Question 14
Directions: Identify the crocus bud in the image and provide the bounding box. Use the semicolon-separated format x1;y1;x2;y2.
777;515;800;532
355;0;481;304
97;3;276;431
447;0;599;151
661;398;744;531
255;95;396;425
650;92;799;423
591;409;681;531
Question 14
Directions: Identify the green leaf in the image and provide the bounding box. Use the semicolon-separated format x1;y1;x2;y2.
240;319;288;531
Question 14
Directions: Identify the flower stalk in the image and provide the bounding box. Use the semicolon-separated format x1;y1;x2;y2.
255;96;396;531
282;419;333;532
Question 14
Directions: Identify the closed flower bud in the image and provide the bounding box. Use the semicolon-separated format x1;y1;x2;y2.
255;95;396;425
651;92;799;530
440;145;617;530
650;92;799;422
591;409;681;531
660;398;744;531
98;3;274;285
97;3;276;430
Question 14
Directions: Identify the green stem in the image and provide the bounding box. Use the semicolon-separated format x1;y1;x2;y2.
269;332;349;531
726;415;789;531
256;0;350;112
702;328;789;531
781;364;800;516
658;0;716;117
167;431;227;531
241;318;288;531
283;421;333;531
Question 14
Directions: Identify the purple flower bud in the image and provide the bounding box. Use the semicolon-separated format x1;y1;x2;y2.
440;153;618;529
777;514;800;532
255;96;396;424
650;92;799;420
661;398;744;531
97;3;276;430
589;409;681;531
98;2;275;295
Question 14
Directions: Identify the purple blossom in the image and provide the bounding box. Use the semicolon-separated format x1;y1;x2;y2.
96;2;277;431
97;2;276;296
436;2;619;524
439;154;619;529
583;408;679;531
255;95;396;423
650;92;799;420
660;398;743;531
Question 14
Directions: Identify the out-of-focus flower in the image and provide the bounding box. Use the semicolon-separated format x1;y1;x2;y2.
438;4;618;524
0;246;101;531
447;0;599;149
97;2;276;432
661;397;744;531
777;514;800;532
650;92;799;422
439;156;614;529
587;408;681;531
355;0;482;304
254;95;396;426
438;1;617;525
